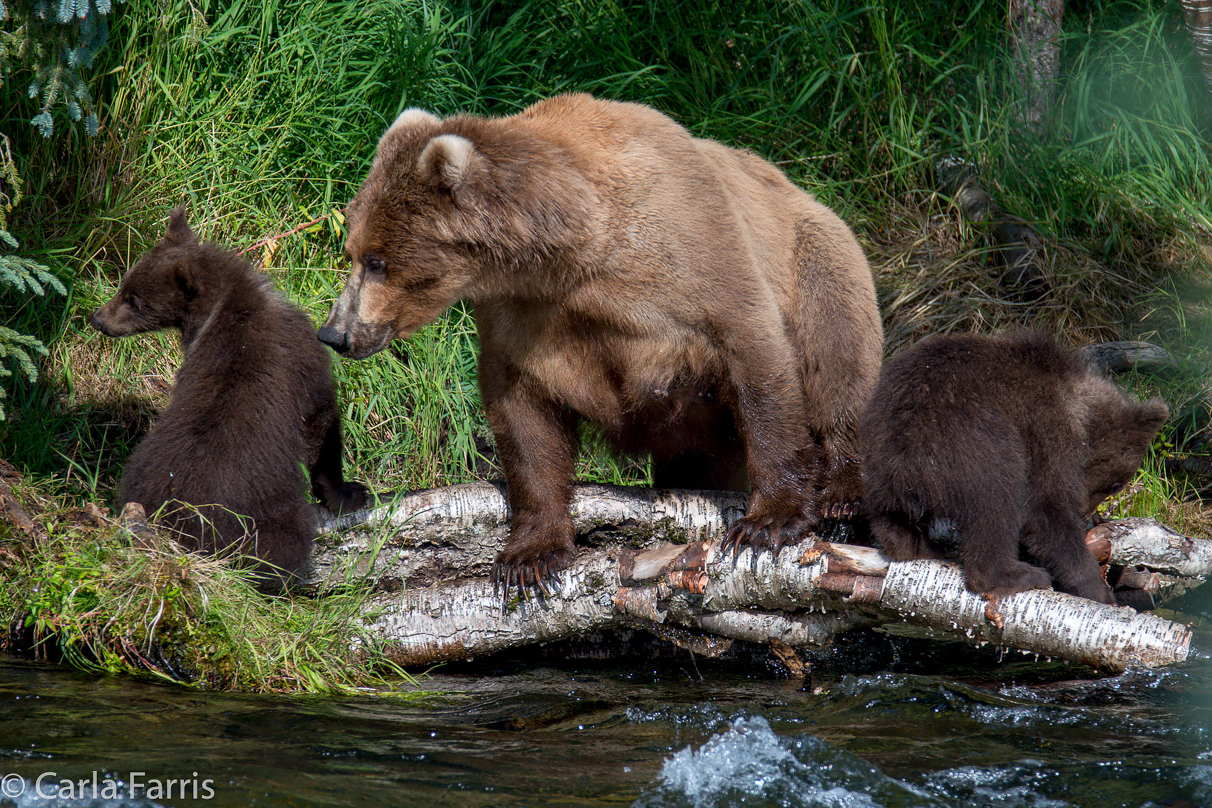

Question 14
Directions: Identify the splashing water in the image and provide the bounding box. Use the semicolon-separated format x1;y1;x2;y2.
638;715;931;808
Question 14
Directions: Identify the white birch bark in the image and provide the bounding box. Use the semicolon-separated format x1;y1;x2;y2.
878;560;1191;670
1095;517;1212;578
362;553;620;667
310;482;747;589
316;484;1207;672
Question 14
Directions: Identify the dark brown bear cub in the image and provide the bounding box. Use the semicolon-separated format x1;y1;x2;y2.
90;207;367;588
860;331;1167;605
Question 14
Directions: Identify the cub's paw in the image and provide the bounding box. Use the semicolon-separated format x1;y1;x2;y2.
721;506;816;562
315;480;371;514
967;561;1052;599
491;528;576;603
331;481;370;514
1062;575;1118;606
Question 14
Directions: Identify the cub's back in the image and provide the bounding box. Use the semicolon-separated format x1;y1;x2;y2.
120;278;325;516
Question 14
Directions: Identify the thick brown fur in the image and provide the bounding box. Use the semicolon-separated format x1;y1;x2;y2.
320;94;883;593
860;330;1168;605
90;208;367;589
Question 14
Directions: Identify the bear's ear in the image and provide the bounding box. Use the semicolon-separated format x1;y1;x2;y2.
389;107;441;133
165;206;196;245
172;259;197;301
417;134;487;210
1135;398;1169;432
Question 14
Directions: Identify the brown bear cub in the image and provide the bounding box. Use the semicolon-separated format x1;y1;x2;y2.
860;330;1167;605
319;93;884;594
90;208;367;589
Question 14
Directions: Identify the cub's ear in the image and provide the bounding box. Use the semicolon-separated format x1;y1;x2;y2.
417;134;487;210
166;206;196;244
1135;398;1169;432
172;259;197;300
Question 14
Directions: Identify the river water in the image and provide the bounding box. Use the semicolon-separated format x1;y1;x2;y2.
1;625;1210;807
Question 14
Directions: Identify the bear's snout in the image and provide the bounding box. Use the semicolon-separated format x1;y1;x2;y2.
317;325;350;354
88;308;116;337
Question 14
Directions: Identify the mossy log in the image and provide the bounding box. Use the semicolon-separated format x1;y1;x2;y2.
313;482;1206;672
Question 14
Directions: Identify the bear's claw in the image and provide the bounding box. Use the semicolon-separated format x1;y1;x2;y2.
821;499;860;521
721;511;813;563
491;544;573;606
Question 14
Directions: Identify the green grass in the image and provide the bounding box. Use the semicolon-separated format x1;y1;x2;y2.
0;485;426;693
1;0;1210;687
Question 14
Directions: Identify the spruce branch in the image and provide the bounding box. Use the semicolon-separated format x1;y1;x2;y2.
0;229;65;419
3;0;118;137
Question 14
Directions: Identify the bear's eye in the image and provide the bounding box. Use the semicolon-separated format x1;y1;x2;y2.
364;254;387;275
127;294;144;314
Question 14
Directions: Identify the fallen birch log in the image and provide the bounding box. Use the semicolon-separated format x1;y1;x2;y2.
311;482;749;590
316;483;1208;672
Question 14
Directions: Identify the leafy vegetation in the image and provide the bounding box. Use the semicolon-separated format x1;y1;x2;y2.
0;0;1209;688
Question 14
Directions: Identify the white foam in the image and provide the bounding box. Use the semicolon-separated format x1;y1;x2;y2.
644;715;894;808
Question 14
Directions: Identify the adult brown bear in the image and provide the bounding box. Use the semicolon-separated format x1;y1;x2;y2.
91;208;367;589
860;331;1168;605
321;94;883;594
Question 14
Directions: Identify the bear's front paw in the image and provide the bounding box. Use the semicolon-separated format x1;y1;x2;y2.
1063;575;1118;606
821;462;863;521
721;506;815;562
331;481;370;514
491;526;576;602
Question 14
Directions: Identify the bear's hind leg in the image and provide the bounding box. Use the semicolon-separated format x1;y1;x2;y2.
246;506;316;592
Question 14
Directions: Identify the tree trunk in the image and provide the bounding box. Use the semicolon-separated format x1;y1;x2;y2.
316;483;1207;673
1008;0;1066;131
1184;0;1212;99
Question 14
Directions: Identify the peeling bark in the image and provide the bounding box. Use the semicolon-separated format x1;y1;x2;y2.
317;483;1207;673
1095;517;1212;578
